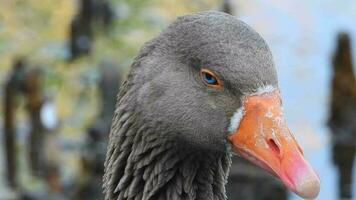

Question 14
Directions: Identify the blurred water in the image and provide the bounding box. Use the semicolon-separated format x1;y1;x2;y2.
237;0;356;199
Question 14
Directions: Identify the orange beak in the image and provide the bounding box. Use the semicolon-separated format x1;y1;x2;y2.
228;90;320;199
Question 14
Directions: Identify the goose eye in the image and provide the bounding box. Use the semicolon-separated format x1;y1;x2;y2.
200;69;221;88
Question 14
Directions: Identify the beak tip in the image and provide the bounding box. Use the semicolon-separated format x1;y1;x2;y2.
295;175;320;199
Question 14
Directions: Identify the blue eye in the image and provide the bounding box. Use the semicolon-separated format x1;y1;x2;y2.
201;69;221;88
203;72;217;84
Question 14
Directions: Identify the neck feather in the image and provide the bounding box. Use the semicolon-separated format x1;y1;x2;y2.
104;85;231;200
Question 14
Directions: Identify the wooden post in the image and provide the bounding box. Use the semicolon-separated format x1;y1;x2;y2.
24;69;46;177
222;0;234;15
68;0;114;61
3;59;26;188
3;59;47;189
4;79;17;189
329;32;356;199
69;0;94;60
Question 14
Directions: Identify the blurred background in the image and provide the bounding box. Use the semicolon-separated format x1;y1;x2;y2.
0;0;355;199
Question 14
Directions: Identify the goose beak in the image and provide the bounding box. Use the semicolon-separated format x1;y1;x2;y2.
228;90;320;199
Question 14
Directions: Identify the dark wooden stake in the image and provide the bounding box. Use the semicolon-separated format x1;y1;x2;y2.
222;0;234;15
3;59;48;190
24;69;45;177
329;32;356;199
69;0;114;61
3;59;26;189
4;80;18;189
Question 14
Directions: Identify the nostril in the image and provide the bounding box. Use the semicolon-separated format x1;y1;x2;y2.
267;138;280;157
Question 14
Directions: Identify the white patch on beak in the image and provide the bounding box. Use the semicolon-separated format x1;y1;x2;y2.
228;107;245;134
228;85;277;135
253;85;276;95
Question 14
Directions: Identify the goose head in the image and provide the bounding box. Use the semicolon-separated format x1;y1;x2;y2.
110;11;320;199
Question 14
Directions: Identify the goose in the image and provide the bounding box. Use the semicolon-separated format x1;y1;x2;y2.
103;11;320;200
